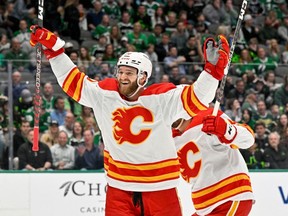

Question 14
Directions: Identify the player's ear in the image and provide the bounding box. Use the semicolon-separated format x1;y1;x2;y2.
139;72;148;85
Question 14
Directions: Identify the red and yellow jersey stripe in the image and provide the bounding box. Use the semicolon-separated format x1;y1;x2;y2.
181;85;208;117
141;83;208;117
192;173;252;210
104;151;180;183
62;66;85;102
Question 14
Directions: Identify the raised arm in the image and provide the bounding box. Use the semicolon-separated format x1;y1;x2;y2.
30;25;101;108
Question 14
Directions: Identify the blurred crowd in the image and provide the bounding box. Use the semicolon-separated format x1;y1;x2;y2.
0;0;288;170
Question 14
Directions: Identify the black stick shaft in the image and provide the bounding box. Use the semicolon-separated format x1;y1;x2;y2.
32;0;44;152
212;0;249;115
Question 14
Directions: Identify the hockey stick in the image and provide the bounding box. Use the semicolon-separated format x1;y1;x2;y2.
212;0;249;116
32;0;44;152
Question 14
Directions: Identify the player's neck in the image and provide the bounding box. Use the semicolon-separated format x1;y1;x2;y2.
126;87;144;101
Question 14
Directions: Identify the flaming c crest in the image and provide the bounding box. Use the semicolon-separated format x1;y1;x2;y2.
178;141;202;183
112;106;153;144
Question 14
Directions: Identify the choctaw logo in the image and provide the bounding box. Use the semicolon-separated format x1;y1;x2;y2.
59;180;106;196
112;106;153;144
178;141;202;183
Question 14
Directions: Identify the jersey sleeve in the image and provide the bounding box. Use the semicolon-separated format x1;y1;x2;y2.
230;122;255;149
171;71;219;120
193;71;219;107
221;113;255;149
49;53;103;107
154;71;219;124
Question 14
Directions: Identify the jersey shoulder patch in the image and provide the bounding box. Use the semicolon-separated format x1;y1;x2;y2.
141;83;176;96
97;78;119;91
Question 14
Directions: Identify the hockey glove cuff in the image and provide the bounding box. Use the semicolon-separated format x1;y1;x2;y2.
202;114;237;144
30;25;65;51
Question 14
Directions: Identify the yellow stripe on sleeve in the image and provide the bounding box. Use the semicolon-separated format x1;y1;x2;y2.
190;85;208;111
73;72;85;101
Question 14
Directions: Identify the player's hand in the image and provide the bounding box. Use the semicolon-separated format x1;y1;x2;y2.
30;25;65;51
202;114;237;144
30;25;65;59
203;35;229;80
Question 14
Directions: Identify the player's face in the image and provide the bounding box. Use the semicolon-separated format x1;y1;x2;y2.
117;66;139;97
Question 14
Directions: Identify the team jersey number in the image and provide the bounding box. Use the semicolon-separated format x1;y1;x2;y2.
178;141;202;183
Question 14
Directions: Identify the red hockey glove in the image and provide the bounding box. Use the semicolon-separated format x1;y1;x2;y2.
203;35;229;80
30;25;65;59
202;114;237;144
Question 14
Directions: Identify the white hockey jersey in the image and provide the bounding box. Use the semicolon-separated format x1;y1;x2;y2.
49;53;218;192
173;108;255;215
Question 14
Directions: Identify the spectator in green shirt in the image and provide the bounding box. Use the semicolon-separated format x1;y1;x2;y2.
92;14;111;40
24;103;50;133
132;4;152;31
13;19;32;54
102;44;117;67
127;22;148;52
253;47;277;76
274;75;288;109
234;48;256;78
4;37;30;72
254;100;274;129
103;0;121;21
42;82;56;113
147;23;163;46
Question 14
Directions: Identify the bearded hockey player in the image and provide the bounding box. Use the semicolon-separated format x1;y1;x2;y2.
30;25;229;216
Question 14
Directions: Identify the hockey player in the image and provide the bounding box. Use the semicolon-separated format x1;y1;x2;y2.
173;108;255;216
30;25;229;216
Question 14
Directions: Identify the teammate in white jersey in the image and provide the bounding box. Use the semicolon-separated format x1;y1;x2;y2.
173;108;255;216
30;25;229;216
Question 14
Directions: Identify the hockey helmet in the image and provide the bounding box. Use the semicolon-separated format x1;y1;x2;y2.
116;52;152;80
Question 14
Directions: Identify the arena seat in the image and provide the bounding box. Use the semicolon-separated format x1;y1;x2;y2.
275;65;288;78
65;39;79;50
80;30;93;41
81;39;97;49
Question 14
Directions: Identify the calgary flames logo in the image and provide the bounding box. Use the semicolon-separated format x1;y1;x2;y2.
178;141;202;183
112;106;153;144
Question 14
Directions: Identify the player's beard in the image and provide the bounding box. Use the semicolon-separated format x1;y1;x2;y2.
119;79;139;97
